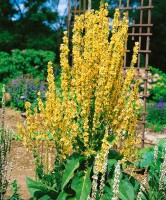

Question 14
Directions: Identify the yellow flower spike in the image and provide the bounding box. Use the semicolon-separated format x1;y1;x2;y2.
25;101;31;108
131;42;139;66
18;5;141;167
95;127;111;173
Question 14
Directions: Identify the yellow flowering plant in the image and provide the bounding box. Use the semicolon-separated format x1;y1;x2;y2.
18;2;142;199
60;4;140;161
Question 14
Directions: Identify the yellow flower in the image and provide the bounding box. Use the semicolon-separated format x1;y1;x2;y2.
18;4;141;167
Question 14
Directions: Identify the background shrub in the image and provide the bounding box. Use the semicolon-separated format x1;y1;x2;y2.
0;49;56;83
139;66;166;102
146;101;166;126
148;66;166;102
7;76;47;111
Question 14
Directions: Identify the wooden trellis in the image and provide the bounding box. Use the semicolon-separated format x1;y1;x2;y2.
67;0;87;35
67;0;153;147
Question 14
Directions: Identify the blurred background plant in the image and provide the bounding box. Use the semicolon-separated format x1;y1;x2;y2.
137;66;166;132
148;66;166;102
139;66;166;102
7;76;47;111
0;49;56;83
0;49;61;110
0;0;165;72
146;101;166;132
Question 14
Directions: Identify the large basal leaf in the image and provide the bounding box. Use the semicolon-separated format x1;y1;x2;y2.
39;195;52;200
26;177;48;198
118;180;135;200
100;195;111;200
57;191;68;200
122;174;140;195
71;167;92;200
140;151;154;168
101;186;113;200
107;159;117;174
61;158;80;190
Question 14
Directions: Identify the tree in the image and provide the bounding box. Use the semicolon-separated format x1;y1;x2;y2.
12;0;62;53
150;0;166;73
0;0;18;51
0;0;67;62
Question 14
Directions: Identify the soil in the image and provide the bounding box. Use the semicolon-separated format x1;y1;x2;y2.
0;108;24;132
7;141;35;199
0;108;166;199
0;108;34;199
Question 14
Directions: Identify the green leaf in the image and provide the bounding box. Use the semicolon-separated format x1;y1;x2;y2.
107;159;117;173
138;147;153;156
107;135;116;143
61;158;80;190
101;186;113;200
122;174;140;194
57;192;68;200
71;167;92;200
141;193;148;200
100;194;111;200
108;150;123;160
140;151;154;168
39;195;52;200
118;180;135;200
26;177;48;198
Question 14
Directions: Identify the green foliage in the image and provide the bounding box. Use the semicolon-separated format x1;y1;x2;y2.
7;76;47;111
146;123;165;133
148;66;166;102
55;70;62;96
0;0;16;23
26;177;57;199
0;31;19;52
0;0;17;52
9;180;22;200
154;124;164;133
136;140;165;168
118;180;135;200
0;0;165;72
146;101;166;128
71;167;92;200
56;192;68;200
136;139;166;200
0;49;56;83
138;150;154;168
61;158;80;191
151;0;166;73
0;0;63;54
26;140;166;200
145;67;166;131
26;150;141;200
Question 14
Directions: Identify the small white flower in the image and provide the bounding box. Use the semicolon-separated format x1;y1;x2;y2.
154;141;159;165
112;161;121;200
136;178;146;200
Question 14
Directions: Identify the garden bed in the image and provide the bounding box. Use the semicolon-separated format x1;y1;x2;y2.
6;141;35;199
1;108;165;199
